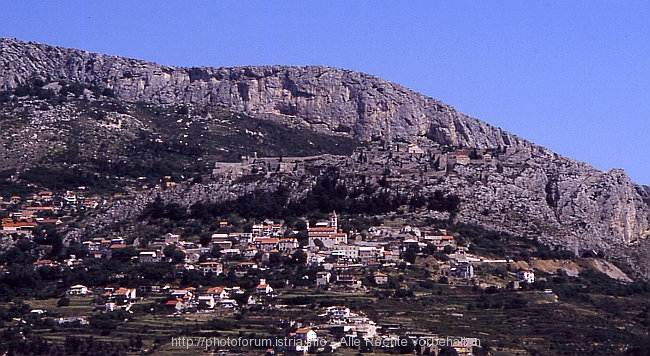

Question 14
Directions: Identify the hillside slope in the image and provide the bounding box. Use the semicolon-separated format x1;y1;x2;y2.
1;38;650;277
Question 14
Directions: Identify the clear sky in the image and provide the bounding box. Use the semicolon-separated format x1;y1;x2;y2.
2;1;650;184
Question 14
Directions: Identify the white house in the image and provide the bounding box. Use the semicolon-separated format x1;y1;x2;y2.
332;244;359;260
166;298;186;313
206;286;229;300
278;238;299;253
198;295;216;309
68;284;90;295
138;251;160;263
256;278;274;294
294;327;318;343
198;261;223;275
114;287;137;304
170;289;193;300
517;268;535;284
374;272;388;285
219;299;238;308
326;305;352;319
316;272;331;287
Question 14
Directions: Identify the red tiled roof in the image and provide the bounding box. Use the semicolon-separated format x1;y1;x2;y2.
255;238;279;244
207;286;224;294
2;222;37;228
38;219;61;224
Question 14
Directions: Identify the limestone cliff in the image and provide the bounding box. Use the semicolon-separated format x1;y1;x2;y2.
0;38;530;147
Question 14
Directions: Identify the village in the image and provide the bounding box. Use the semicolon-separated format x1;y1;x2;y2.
2;196;539;355
0;142;625;355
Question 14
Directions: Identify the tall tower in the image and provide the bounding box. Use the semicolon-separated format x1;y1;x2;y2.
330;211;338;231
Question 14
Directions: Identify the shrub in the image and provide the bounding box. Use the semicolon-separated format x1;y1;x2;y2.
57;296;70;307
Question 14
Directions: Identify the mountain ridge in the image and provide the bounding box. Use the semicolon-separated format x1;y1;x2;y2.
0;37;535;148
2;38;650;278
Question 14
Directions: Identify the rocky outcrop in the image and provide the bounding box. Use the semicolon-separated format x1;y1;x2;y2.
0;38;531;147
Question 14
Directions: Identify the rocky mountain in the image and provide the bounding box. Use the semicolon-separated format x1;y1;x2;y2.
0;38;531;147
2;38;650;278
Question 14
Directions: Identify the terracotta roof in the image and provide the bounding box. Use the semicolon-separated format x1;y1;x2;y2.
33;259;54;265
207;286;224;294
115;287;132;295
254;238;279;244
38;219;61;224
2;222;37;228
26;206;54;211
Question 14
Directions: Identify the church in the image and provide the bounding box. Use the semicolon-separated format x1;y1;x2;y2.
307;211;348;249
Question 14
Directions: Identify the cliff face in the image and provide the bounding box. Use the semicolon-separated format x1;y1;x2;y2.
2;38;650;276
0;38;530;147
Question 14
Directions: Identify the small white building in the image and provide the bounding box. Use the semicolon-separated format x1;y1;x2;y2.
326;305;352;319
198;295;216;309
278;238;299;253
138;251;160;263
294;327;318;343
220;299;238;308
517;268;535;284
206;286;229;300
374;272;388;285
316;272;331;287
198;261;223;275
68;284;90;295
256;278;274;294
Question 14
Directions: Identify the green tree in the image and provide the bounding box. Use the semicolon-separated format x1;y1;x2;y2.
163;245;177;260
171;249;186;264
291;249;307;264
199;232;212;247
57;296;70;307
111;246;137;262
403;246;417;264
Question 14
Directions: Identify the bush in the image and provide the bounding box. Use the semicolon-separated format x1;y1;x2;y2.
89;313;116;330
57;297;70;307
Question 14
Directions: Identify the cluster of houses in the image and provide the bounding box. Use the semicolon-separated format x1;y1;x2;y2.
0;190;101;234
63;279;277;314
272;304;479;355
163;285;240;312
29;209;536;297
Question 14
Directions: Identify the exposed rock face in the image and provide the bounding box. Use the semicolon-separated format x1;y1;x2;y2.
0;38;530;147
2;38;650;277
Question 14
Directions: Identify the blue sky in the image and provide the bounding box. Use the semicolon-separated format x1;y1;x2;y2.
3;1;650;184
